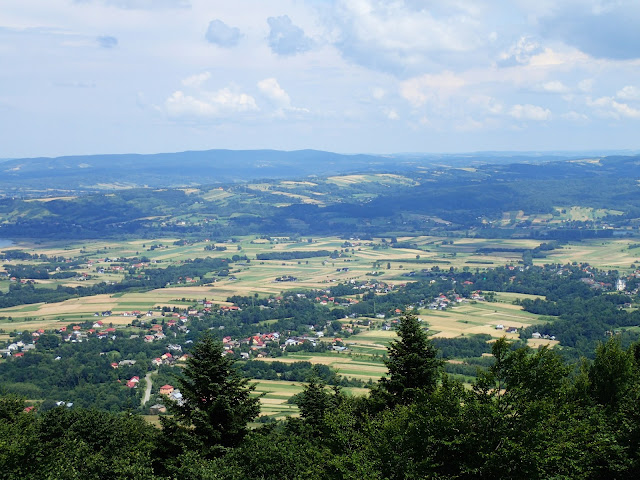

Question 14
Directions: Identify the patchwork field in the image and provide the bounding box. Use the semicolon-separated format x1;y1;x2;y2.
3;233;630;333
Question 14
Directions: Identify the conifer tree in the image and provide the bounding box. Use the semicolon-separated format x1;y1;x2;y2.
377;312;443;406
165;332;261;457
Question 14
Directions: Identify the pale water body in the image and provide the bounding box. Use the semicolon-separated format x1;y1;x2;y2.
0;239;13;248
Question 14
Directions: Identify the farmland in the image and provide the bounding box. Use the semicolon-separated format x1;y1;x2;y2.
1;234;636;328
0;231;636;416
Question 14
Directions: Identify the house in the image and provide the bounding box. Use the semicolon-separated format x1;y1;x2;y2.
169;390;183;405
531;332;542;339
159;384;174;396
149;404;167;414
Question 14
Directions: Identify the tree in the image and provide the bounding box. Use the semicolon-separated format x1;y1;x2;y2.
375;312;443;406
164;333;261;458
295;373;343;435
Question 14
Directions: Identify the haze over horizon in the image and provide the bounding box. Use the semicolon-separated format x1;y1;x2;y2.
2;0;640;158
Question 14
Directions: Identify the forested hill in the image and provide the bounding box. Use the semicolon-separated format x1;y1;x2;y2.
0;149;389;191
1;153;639;240
0;148;595;192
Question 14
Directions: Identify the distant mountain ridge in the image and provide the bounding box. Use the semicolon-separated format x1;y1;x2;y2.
0;148;625;193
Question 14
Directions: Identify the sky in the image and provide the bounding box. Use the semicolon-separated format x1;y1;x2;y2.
1;0;640;158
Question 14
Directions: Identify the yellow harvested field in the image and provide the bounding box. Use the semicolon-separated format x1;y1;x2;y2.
25;196;77;202
527;338;560;349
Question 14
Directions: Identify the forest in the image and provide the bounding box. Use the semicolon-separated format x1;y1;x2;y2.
3;316;640;479
1;154;640;241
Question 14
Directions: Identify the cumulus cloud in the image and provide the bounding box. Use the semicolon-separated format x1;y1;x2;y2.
540;1;640;60
617;85;640;101
562;111;589;122
496;36;543;67
509;104;552;121
257;78;291;108
267;15;314;56
400;71;465;107
165;87;258;119
383;108;399;120
587;96;640;119
205;19;242;48
96;35;118;48
328;0;486;74
538;81;570;93
468;95;503;115
257;78;309;116
181;72;211;88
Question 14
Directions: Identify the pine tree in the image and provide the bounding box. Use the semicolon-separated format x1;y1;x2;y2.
296;372;343;435
377;312;443;406
165;333;261;457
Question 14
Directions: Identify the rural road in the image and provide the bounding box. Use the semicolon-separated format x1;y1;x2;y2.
142;370;157;406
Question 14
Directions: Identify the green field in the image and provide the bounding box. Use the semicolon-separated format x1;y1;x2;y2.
2;234;631;332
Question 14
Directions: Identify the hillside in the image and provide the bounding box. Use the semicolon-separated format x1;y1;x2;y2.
0;149;598;194
0;153;639;241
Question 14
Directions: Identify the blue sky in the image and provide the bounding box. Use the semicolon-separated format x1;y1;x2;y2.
1;0;639;157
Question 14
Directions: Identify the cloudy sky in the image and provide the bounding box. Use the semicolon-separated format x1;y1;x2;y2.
1;0;640;157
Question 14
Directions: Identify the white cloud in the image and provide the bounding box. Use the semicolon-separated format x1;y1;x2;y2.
527;47;589;67
257;78;291;108
384;108;399;120
372;87;385;100
468;95;503;115
617;85;640;101
578;79;594;92
539;81;569;93
588;96;640;119
181;72;210;88
165;87;258;119
329;0;486;74
497;36;543;67
400;71;465;107
256;78;309;117
509;104;552;121
562;111;588;122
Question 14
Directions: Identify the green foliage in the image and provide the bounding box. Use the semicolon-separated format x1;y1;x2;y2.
165;333;261;458
374;312;443;406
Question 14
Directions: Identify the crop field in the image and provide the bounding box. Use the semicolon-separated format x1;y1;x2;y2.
324;173;418;187
252;379;369;420
5;233;626;334
539;239;640;270
418;302;538;339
